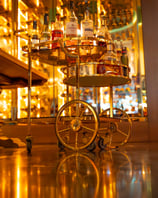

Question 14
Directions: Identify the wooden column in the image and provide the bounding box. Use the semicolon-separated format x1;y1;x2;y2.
141;0;158;139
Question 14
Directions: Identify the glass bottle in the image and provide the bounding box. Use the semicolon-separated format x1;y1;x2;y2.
80;7;94;50
96;15;111;47
115;40;123;64
40;13;50;50
121;47;129;77
65;1;78;38
100;41;116;63
52;13;64;49
97;41;117;74
81;9;93;38
121;47;129;66
31;20;39;52
108;14;113;30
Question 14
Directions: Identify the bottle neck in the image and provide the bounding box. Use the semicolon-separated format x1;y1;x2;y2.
43;14;49;32
44;13;49;25
84;9;90;20
69;1;76;18
43;24;48;33
56;14;60;22
54;14;63;30
101;17;106;27
69;8;76;19
122;47;127;55
32;21;38;37
33;21;37;31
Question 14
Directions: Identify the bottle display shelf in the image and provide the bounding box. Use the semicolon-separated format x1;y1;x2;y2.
22;38;108;66
0;48;48;89
22;38;131;87
62;62;131;87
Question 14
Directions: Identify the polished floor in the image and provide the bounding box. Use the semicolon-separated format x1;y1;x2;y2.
0;143;158;198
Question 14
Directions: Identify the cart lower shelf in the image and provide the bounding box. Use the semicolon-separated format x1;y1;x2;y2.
63;74;131;87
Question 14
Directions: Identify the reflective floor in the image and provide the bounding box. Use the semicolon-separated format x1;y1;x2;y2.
0;143;158;198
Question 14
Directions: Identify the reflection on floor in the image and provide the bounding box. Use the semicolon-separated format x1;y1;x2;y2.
0;143;157;198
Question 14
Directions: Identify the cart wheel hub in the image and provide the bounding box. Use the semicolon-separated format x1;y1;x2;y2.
109;122;117;132
71;118;82;132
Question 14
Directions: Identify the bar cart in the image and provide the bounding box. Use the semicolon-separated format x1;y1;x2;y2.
23;36;132;152
48;38;131;151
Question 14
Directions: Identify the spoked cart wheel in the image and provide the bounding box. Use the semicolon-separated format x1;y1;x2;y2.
55;100;99;151
98;107;132;149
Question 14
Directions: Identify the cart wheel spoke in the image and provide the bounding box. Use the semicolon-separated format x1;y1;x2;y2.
75;132;78;149
82;125;96;133
58;128;71;133
79;106;87;117
117;129;128;137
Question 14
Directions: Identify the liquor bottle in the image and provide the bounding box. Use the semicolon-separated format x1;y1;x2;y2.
96;15;111;47
40;13;50;50
80;6;94;50
65;1;78;38
52;13;64;49
101;41;116;63
81;8;93;38
108;14;113;30
31;20;39;52
121;47;129;76
121;47;129;65
114;40;123;64
97;41;117;74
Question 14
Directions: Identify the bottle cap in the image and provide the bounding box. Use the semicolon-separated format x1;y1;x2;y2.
122;47;127;54
56;13;60;21
33;20;37;29
44;13;49;25
70;1;74;9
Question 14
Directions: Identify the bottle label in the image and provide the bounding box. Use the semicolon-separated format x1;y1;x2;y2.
97;64;105;74
52;30;63;40
32;36;39;51
66;22;78;37
40;32;50;50
40;32;50;42
82;22;93;37
52;30;63;49
107;43;113;51
32;38;39;45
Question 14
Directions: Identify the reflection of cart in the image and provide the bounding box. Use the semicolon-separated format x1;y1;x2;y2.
29;38;132;151
56;153;99;198
56;150;132;198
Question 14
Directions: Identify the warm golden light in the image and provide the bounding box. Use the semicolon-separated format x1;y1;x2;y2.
36;0;39;7
19;0;28;8
0;16;7;24
37;102;40;109
48;78;53;84
97;0;101;28
4;0;8;10
3;38;7;45
17;88;21;119
16;162;20;198
18;9;28;20
0;0;147;119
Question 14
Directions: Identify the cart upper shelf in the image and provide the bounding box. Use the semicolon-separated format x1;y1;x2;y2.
0;48;48;89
